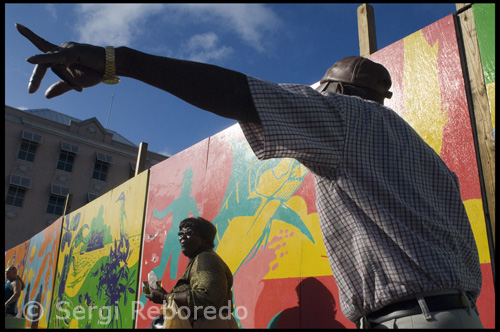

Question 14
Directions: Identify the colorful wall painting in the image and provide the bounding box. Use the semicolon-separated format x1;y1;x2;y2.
473;3;495;138
17;217;63;328
369;14;494;328
47;171;149;329
135;138;209;328
205;127;345;328
134;124;348;328
134;13;494;329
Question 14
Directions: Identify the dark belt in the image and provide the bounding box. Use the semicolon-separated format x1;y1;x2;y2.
366;293;471;325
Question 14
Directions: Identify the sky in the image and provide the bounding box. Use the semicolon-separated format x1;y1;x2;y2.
5;3;458;157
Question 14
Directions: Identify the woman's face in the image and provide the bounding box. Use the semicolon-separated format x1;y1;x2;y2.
5;267;17;281
178;226;205;258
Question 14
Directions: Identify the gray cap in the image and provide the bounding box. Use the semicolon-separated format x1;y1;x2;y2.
318;56;392;99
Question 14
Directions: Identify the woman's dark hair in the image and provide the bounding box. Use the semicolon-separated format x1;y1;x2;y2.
179;217;217;248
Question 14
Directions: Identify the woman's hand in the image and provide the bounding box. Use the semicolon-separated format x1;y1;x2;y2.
145;287;168;304
16;23;106;98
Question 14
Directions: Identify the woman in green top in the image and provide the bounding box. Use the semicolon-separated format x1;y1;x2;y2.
146;217;238;328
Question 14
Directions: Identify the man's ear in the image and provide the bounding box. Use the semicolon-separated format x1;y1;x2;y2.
315;81;344;94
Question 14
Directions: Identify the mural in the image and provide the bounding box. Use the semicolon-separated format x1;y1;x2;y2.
17;218;62;328
205;130;341;328
47;172;148;328
5;238;31;321
4;11;495;330
139;14;495;328
473;3;495;138
370;14;494;328
133;124;343;328
135;139;208;328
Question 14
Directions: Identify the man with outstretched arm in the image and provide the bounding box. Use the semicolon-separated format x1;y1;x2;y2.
16;23;482;329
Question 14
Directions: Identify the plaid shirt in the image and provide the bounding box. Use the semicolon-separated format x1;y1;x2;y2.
239;76;482;322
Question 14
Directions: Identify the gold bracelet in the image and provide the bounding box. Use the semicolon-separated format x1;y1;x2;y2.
102;46;120;84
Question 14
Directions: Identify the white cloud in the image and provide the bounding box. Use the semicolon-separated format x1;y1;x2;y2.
44;4;58;20
179;32;233;63
173;4;282;53
74;4;164;46
73;4;281;52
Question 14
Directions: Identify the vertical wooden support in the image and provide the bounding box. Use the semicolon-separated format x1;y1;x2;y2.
456;3;496;250
63;193;73;216
357;3;377;57
135;142;148;176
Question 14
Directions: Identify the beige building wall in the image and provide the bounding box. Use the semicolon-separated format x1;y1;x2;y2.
4;105;168;249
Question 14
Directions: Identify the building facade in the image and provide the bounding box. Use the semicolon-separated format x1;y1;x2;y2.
5;105;168;249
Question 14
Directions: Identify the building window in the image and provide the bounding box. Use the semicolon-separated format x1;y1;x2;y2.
46;184;70;216
6;186;27;207
46;195;66;215
93;160;109;181
17;130;43;162
17;139;38;162
6;174;32;208
57;141;80;172
93;152;114;181
57;150;76;172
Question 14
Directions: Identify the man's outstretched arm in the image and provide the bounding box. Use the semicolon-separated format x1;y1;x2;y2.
16;23;260;124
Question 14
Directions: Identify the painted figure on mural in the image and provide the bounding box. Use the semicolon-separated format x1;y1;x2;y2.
18;225;61;328
50;213;86;328
212;140;314;275
17;23;483;329
91;193;136;329
152;166;200;280
49;192;138;328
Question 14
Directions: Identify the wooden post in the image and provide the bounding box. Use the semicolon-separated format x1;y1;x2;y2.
62;193;73;216
135;142;148;176
456;3;495;250
357;3;377;57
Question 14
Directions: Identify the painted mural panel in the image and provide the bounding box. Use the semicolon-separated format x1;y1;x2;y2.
134;123;349;328
472;4;495;324
473;3;495;137
204;126;350;328
369;14;494;328
133;14;493;329
5;238;30;318
135;14;493;328
135;138;209;329
18;217;62;328
47;171;149;329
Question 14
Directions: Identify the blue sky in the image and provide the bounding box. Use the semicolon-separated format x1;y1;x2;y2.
5;3;457;157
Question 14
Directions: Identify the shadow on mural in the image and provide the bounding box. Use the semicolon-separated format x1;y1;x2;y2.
267;278;346;329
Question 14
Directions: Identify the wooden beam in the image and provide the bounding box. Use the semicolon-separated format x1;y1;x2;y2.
135;142;149;176
62;193;73;216
456;3;496;250
357;3;377;57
